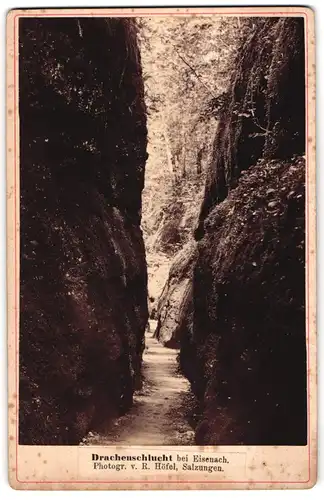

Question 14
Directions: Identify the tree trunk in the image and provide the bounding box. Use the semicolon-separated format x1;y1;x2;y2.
181;122;186;178
161;113;175;181
197;148;203;175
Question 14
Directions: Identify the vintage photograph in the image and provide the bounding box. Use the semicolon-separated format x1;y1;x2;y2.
17;13;308;451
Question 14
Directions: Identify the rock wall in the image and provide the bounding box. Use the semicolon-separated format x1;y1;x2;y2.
195;17;305;238
154;242;197;348
19;18;148;444
179;17;307;445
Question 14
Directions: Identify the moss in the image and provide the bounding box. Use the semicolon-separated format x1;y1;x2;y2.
184;157;306;444
195;17;305;238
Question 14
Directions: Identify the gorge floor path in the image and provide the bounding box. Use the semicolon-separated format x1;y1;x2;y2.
84;322;195;446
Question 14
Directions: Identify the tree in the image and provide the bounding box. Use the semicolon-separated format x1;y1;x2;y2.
137;16;254;253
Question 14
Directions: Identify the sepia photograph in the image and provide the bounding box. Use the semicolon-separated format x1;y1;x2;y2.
7;6;316;490
19;13;306;446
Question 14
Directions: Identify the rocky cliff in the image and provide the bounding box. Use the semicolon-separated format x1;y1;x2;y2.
178;17;307;444
19;18;148;445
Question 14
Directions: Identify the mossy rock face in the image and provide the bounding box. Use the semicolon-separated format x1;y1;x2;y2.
19;18;148;445
196;17;305;238
180;17;307;445
189;158;306;445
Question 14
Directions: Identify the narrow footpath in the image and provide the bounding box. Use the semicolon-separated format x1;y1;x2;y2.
84;323;195;446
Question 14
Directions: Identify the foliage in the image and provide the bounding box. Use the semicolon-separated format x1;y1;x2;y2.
138;16;254;252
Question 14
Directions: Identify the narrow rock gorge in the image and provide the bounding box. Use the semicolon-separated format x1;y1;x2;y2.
19;18;148;445
18;15;308;448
